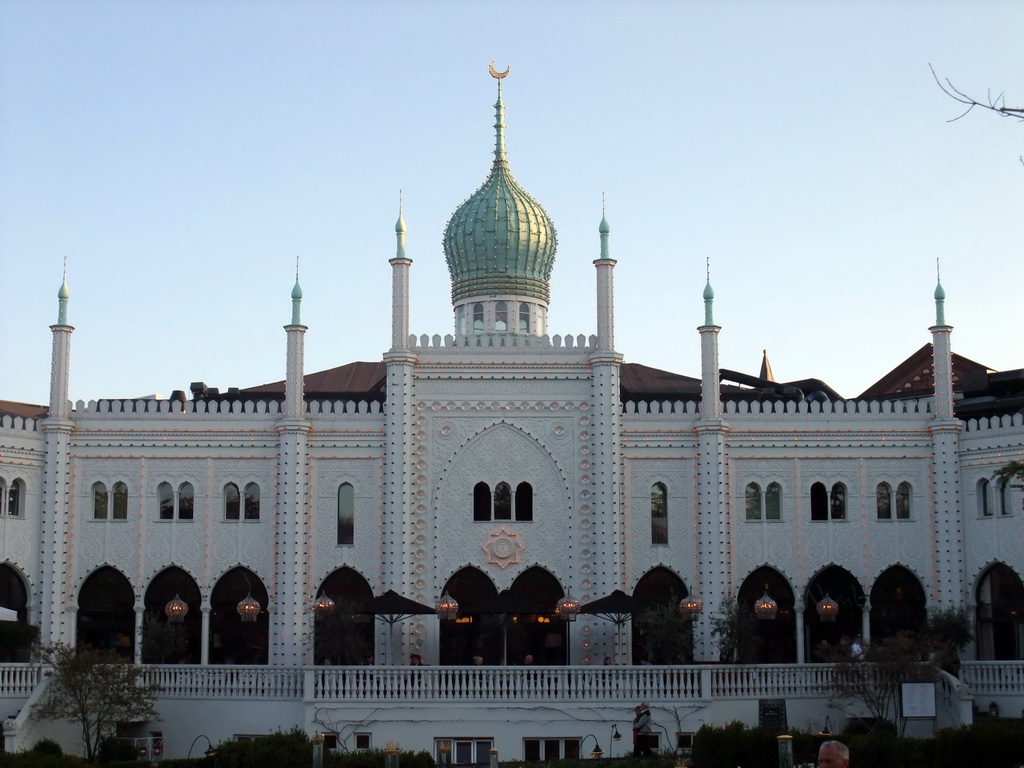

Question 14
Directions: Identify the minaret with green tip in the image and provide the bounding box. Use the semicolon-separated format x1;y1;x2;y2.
929;263;964;611
390;194;412;351
695;259;726;662
276;257;311;665
41;263;76;645
443;65;557;337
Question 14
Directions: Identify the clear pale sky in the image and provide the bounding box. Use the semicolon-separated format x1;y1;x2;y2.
1;1;1021;405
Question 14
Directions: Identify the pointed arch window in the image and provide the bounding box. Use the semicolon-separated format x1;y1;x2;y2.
337;483;354;545
112;482;128;519
895;482;911;519
178;483;194;520
519;303;530;333
495;302;507;332
997;478;1010;516
765;483;782;520
473;303;484;335
158;481;194;520
515;482;533;521
473;482;491;521
244;482;261;520
224;483;241;520
811;482;828;521
829;483;846;520
978;479;992;517
93;482;109;520
745;483;762;520
7;480;22;517
158;482;174;520
651;482;668;545
494;482;512;520
876;482;892;519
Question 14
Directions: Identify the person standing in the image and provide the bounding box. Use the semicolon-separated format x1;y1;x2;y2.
632;702;653;757
818;740;849;768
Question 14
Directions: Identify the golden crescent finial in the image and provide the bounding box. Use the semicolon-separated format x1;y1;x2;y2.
489;61;510;79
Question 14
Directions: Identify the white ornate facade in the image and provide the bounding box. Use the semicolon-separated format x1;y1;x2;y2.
2;73;1023;758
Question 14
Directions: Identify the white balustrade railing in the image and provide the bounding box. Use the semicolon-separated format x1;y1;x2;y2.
140;665;305;699
0;664;42;697
959;661;1024;695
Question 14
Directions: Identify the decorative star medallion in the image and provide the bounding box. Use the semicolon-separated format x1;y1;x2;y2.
483;528;524;569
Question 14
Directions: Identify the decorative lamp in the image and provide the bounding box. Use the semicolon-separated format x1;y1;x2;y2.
236;593;262;622
816;594;839;622
164;594;188;623
435;592;459;621
312;594;336;615
754;591;778;620
556;592;581;622
678;594;703;621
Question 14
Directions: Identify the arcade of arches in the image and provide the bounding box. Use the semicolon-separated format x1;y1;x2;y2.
0;560;1021;664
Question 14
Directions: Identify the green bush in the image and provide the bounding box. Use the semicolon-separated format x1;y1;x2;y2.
97;736;138;764
29;740;62;757
326;748;436;768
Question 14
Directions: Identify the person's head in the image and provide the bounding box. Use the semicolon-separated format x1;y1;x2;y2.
639;701;649;712
473;655;483;665
410;653;422;666
523;654;534;664
604;656;613;665
818;740;849;768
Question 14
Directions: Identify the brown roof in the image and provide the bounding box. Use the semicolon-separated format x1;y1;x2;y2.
0;400;48;420
620;363;703;399
858;343;991;399
242;361;387;397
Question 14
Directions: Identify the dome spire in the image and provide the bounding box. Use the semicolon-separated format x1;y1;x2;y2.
934;257;946;326
489;61;509;165
396;189;407;259
57;255;70;326
702;257;715;326
291;255;302;325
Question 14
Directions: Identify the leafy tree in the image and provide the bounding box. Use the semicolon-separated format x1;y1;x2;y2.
993;460;1024;488
818;631;937;731
34;643;161;760
634;601;693;663
710;597;759;663
141;611;189;664
927;606;974;676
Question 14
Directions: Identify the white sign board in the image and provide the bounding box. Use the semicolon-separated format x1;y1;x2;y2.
900;682;936;719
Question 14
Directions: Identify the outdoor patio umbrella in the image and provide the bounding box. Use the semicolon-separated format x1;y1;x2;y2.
578;590;648;661
465;590;547;665
0;606;17;622
359;590;436;664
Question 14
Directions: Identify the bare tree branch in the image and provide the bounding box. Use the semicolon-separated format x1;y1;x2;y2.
930;64;1024;122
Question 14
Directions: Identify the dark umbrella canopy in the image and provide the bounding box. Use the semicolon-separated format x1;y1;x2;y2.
360;589;436;626
578;589;646;625
465;589;546;616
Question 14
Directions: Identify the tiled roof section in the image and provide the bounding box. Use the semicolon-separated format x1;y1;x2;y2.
0;400;47;420
621;363;703;400
858;343;991;399
242;361;387;397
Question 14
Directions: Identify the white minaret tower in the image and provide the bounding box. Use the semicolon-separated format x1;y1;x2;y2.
383;202;420;662
695;264;727;661
929;267;965;609
274;261;312;665
590;205;624;661
39;266;75;644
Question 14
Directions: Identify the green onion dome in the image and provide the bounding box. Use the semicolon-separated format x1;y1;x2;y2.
443;80;557;305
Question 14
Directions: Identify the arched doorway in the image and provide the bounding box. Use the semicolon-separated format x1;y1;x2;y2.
804;565;864;660
632;567;692;664
77;566;135;658
870;566;926;642
976;564;1024;660
314;567;373;665
439;567;499;665
143;567;202;663
209;567;269;665
507;567;566;665
0;563;32;661
737;566;796;663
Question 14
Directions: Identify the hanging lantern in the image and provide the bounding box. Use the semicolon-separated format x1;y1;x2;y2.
312;594;336;616
816;594;839;622
164;594;189;623
678;594;703;621
556;593;581;622
236;593;262;622
435;592;459;621
754;591;778;620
